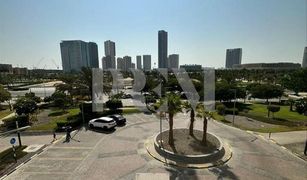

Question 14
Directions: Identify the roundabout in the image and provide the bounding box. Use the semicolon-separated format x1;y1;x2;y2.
145;128;232;168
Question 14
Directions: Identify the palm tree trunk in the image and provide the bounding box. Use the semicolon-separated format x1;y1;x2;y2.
189;109;195;136
202;116;208;145
169;113;174;146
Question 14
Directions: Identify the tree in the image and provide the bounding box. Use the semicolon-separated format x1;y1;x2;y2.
159;93;182;145
0;85;12;110
14;97;38;120
282;69;307;95
267;105;280;119
183;101;196;136
250;84;283;103
51;92;71;111
79;67;93;99
196;103;212;145
295;99;307;115
25;92;41;103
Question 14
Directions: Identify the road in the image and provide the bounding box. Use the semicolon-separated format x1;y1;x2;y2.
3;113;307;180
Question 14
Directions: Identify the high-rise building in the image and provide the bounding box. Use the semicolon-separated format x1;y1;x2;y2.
136;55;142;69
102;40;116;70
60;40;98;72
123;56;132;71
158;30;168;68
104;40;116;57
117;57;124;70
303;47;307;68
87;42;99;68
131;63;135;69
168;54;179;69
143;55;151;71
102;56;115;69
225;48;242;68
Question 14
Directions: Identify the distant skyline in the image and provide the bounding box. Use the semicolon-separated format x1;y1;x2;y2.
0;0;306;69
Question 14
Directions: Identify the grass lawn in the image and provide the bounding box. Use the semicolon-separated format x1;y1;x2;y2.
247;103;307;122
28;108;80;131
122;108;140;114
0;109;12;119
0;146;27;172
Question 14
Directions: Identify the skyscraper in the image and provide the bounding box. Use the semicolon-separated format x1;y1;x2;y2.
60;40;98;72
225;48;242;68
87;42;99;68
117;57;124;70
168;54;179;69
303;47;307;68
158;30;168;68
123;56;132;71
104;40;116;57
102;56;115;69
103;40;116;70
136;55;142;69
143;55;151;71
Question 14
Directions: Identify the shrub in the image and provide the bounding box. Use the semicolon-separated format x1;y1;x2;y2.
106;99;123;110
216;104;226;115
267;105;280;118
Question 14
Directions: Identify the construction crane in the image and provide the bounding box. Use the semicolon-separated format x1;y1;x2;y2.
51;59;59;70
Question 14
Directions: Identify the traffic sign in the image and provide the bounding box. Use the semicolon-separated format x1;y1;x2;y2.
10;138;16;145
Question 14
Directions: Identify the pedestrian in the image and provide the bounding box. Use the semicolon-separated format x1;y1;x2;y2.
53;131;57;141
65;127;70;142
304;140;307;156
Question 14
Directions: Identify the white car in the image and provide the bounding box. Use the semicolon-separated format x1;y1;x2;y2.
88;117;117;129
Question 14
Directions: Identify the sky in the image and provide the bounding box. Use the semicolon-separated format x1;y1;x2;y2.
0;0;306;69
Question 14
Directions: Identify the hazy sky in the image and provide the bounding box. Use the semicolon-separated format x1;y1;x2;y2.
0;0;306;69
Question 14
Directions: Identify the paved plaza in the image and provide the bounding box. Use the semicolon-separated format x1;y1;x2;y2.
3;113;307;180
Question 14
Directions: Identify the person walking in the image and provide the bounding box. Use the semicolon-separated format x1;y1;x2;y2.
304;140;307;156
53;130;57;141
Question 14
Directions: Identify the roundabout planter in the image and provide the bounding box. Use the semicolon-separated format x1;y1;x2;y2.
146;128;232;166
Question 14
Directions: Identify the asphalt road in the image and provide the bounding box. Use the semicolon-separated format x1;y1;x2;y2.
3;113;307;180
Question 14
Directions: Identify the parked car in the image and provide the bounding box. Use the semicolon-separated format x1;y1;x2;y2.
88;117;116;129
108;114;126;125
122;94;132;99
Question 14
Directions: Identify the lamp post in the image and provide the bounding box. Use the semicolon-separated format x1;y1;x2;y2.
230;89;237;125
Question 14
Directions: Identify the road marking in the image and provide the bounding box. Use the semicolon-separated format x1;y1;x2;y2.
36;157;83;161
51;146;93;150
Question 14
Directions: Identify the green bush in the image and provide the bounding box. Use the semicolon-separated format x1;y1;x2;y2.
2;115;29;130
267;105;281;118
106;99;123;110
216;104;226;115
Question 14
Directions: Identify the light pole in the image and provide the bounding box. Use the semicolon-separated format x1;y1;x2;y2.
230;89;237;125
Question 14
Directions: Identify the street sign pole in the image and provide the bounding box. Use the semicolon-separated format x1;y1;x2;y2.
12;145;17;163
15;121;22;147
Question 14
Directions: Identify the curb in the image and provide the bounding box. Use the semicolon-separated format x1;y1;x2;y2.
0;145;47;180
0;133;67;180
245;130;307;162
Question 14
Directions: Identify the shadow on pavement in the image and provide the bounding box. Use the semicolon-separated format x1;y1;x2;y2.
209;165;239;180
165;166;199;180
88;127;116;134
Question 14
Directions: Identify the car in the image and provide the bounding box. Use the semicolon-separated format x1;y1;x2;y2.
108;114;126;125
88;117;117;129
122;94;132;99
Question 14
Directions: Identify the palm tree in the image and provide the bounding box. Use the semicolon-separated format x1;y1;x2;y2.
196;103;212;145
160;93;182;146
183;101;195;136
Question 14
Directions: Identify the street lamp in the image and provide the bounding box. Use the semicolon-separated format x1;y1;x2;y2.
230;89;237;125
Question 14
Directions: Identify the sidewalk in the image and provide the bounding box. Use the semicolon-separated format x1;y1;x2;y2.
259;130;307;145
